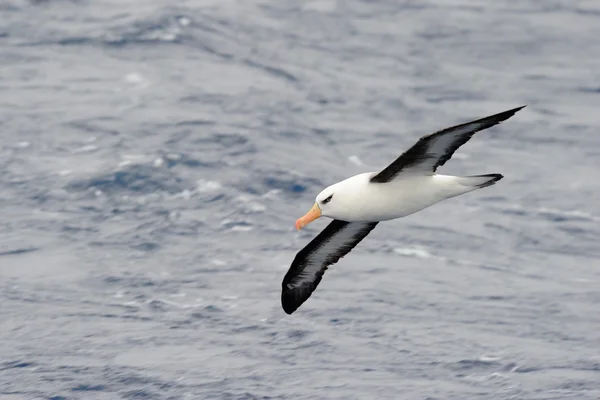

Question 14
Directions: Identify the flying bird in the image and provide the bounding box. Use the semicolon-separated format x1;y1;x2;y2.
281;106;525;314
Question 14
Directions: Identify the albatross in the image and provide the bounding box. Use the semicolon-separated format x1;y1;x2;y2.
281;106;525;314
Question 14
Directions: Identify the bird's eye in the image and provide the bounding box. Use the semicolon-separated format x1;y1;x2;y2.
322;194;333;204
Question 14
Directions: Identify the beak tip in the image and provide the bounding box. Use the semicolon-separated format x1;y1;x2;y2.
295;203;321;231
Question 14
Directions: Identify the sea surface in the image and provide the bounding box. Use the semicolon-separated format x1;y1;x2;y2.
1;1;600;399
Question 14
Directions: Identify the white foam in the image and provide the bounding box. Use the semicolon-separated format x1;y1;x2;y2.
196;179;222;192
174;189;192;200
262;189;282;199
231;225;253;232
73;145;98;154
393;247;433;259
14;141;30;148
178;17;191;26
235;195;252;203
479;354;502;362
158;32;177;42
124;73;145;84
348;155;363;166
235;196;266;212
248;203;266;212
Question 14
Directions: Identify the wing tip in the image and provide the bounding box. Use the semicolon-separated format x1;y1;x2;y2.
494;105;527;123
511;104;527;113
281;292;301;315
470;173;503;188
282;306;296;315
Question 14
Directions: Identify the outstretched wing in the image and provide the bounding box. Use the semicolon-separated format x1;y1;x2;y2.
281;220;378;314
370;106;525;183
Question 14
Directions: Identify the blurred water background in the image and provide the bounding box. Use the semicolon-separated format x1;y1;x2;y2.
1;0;600;399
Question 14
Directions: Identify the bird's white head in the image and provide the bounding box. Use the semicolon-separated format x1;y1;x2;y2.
295;176;364;230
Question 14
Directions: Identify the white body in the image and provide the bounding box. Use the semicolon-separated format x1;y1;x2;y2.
318;172;484;222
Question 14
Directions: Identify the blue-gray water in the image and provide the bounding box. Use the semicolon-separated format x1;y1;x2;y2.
1;1;600;399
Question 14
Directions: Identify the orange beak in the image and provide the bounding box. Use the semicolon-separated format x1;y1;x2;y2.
295;203;322;230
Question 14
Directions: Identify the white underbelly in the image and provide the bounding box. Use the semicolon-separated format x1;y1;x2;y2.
341;174;470;222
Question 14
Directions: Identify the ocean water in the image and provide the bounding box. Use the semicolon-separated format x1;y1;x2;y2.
1;0;600;399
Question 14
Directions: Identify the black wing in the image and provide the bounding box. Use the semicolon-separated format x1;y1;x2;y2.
370;106;526;183
281;220;378;314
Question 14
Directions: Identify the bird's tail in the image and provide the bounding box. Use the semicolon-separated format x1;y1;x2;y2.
457;173;503;189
